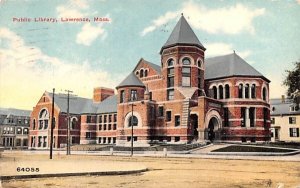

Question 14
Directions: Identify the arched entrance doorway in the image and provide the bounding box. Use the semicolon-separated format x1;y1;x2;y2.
208;117;219;142
204;110;222;142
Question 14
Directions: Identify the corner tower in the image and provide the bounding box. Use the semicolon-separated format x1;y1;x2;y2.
160;15;206;100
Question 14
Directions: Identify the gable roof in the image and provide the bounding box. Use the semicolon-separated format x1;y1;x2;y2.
205;53;270;82
270;98;300;115
116;72;145;89
160;15;205;54
134;58;161;75
46;92;93;114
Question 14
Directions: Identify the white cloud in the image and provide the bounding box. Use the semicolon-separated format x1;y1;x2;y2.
141;11;179;36
205;42;251;59
141;2;265;36
76;23;106;46
297;0;300;5
56;0;89;18
0;27;117;109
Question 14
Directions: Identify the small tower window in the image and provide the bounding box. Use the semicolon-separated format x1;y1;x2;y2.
251;84;256;98
182;57;191;65
245;84;250;98
219;85;224;99
168;59;174;67
140;69;144;78
262;87;267;101
238;84;243;98
144;69;148;77
225;84;230;99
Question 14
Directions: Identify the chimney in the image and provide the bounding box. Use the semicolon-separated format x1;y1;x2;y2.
93;87;114;103
281;95;285;103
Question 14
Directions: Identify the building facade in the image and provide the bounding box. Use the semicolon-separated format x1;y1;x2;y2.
270;97;300;142
0;108;30;148
29;15;271;149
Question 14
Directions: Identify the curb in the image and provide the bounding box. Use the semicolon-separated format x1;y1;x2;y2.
0;168;148;181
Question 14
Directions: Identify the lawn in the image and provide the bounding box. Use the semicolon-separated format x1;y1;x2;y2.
211;145;296;153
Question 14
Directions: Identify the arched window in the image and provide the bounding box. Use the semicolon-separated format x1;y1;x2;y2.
33;119;36;130
238;84;243;98
219;85;224;99
144;69;148;77
251;84;256;98
212;86;217;99
225;84;230;99
197;60;202;68
182;57;191;65
245;84;250;98
71;118;76;130
135;71;139;76
140;69;144;78
38;109;49;130
263;87;267;101
168;59;174;67
128;116;138;127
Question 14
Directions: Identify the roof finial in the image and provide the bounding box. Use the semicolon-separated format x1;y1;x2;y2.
233;50;235;54
181;13;183;16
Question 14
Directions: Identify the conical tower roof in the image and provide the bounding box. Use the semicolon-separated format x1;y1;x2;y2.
116;72;145;89
160;15;205;54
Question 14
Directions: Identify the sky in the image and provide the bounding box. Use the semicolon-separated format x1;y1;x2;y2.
0;0;300;110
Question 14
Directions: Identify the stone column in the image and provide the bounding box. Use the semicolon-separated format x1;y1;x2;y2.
246;107;250;127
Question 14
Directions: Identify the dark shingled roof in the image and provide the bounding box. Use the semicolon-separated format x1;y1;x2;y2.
116;72;145;89
205;53;270;82
0;107;31;117
143;59;161;75
46;92;117;114
160;15;205;53
46;92;93;114
270;98;300;115
96;95;117;114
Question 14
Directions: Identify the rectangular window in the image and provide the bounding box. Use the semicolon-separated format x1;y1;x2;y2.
99;124;102;130
114;114;117;122
175;136;180;142
167;89;174;100
109;115;112;122
182;67;191;87
108;137;111;143
271;117;275;124
158;106;164;117
241;107;246;127
113;124;117;130
289;117;296;124
263;108;268;127
86;132;91;139
167;77;174;88
224;108;229;127
249;107;255;127
104;115;107;123
17;128;22;134
23;128;28;135
149;92;152;100
103;137;106;143
167;67;174;75
99;115;102;123
120;90;125;103
175;115;180;126
104;124;107;130
289;128;299;137
130;90;137;101
98;137;102;144
166;111;172;122
113;137;116;143
86;116;91;123
108;124;111;130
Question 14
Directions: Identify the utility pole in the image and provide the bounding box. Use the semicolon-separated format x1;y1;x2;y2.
50;88;55;159
59;90;76;155
65;90;73;155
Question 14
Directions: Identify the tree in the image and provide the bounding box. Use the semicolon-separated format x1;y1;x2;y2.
283;61;300;105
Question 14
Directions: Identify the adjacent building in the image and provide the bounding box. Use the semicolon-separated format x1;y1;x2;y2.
0;108;31;148
29;15;271;149
270;97;300;142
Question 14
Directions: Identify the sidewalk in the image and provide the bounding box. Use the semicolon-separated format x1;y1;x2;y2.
0;158;147;180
